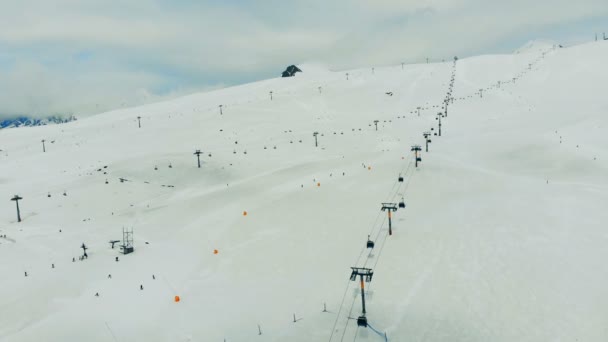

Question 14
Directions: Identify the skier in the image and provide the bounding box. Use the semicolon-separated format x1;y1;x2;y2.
140;285;144;290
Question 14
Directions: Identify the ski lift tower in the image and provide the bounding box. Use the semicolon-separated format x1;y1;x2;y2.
10;195;23;222
350;267;374;327
423;132;431;152
381;203;398;235
435;113;443;136
194;149;203;168
411;145;422;167
120;227;134;254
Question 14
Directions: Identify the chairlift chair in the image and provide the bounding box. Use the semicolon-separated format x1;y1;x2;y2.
366;235;375;249
398;174;404;182
357;315;368;327
399;197;406;208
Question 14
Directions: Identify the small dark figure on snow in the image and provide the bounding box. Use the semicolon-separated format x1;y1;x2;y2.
95;292;99;297
108;274;112;279
152;275;155;280
140;285;144;290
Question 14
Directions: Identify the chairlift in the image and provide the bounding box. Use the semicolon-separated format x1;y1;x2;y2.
398;174;404;182
357;316;368;327
399;197;406;208
366;235;375;249
417;157;422;162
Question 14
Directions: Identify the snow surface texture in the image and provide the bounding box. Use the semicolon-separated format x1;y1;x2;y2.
1;41;608;342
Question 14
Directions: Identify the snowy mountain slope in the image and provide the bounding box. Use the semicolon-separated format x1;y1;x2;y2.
1;40;608;342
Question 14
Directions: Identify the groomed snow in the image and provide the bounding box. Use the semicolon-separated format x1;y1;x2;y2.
1;40;607;341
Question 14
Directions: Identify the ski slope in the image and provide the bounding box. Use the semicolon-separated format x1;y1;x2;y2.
1;40;608;341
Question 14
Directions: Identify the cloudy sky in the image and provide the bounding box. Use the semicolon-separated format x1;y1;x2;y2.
0;0;606;119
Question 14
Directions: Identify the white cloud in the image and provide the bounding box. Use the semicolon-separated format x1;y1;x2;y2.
0;0;606;118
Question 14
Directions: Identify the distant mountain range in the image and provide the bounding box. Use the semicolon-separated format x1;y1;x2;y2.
0;115;77;129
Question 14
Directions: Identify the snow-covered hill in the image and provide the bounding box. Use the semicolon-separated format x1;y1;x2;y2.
1;40;607;342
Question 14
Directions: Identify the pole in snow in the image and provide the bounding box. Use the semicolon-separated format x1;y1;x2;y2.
219;105;223;115
417;106;421;117
479;89;483;98
137;116;141;128
41;139;46;152
346;73;349;80
350;267;373;327
381;203;398;235
313;132;319;147
318;86;322;94
10;195;23;222
269;91;273;101
194;150;203;168
374;120;379;131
